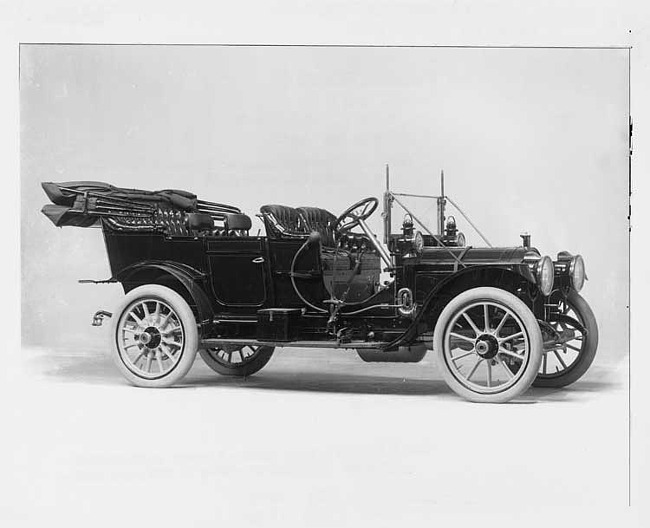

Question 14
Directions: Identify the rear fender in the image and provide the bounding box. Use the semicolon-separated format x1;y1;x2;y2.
114;261;214;336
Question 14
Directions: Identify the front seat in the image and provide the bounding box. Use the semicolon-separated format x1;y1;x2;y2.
296;207;338;248
259;204;307;239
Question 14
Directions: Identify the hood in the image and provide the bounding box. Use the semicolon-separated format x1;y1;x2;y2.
418;245;536;266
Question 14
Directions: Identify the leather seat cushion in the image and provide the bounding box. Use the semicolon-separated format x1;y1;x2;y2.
259;204;307;238
224;213;252;231
297;206;338;247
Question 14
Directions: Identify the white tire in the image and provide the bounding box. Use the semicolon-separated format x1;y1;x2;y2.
433;287;543;403
109;285;199;388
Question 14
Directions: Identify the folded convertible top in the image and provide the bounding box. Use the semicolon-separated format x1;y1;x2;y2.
41;181;241;229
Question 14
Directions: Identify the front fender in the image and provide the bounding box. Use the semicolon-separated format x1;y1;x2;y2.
417;265;535;327
381;264;535;350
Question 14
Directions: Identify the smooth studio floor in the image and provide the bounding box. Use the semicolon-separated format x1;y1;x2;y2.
1;344;630;527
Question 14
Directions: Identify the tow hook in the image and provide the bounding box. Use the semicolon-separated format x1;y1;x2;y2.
92;310;113;327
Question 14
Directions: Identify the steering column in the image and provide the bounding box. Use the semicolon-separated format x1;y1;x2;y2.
333;197;393;270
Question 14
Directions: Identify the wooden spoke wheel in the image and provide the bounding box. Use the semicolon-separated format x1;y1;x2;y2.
200;345;275;377
434;287;543;403
534;291;598;388
110;285;198;388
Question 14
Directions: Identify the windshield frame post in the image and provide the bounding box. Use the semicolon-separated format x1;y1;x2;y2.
383;164;392;245
437;169;446;236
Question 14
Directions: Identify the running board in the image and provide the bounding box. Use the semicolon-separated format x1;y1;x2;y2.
200;338;386;350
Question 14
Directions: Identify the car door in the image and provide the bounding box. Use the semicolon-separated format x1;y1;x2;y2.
207;238;268;308
266;238;329;307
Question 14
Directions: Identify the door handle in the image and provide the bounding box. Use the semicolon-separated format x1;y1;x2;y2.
252;257;265;264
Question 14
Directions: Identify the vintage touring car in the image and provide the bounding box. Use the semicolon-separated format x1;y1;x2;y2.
41;170;598;403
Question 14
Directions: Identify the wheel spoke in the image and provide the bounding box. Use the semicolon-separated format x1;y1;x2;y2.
132;351;145;365
494;312;509;336
449;332;476;344
162;337;182;348
565;343;582;352
122;327;138;335
160;344;177;363
145;354;153;373
155;349;165;373
451;350;475;362
124;343;139;350
501;361;514;379
483;304;490;333
553;350;568;370
466;358;483;381
158;311;173;330
499;347;525;361
486;361;492;387
162;326;181;336
142;301;150;321
129;311;143;326
462;313;481;336
499;331;523;344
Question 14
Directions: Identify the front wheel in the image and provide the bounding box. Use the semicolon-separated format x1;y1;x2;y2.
110;285;199;388
199;345;275;377
533;291;598;388
433;287;543;403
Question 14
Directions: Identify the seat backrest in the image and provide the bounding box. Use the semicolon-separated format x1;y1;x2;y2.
224;213;252;232
297;206;338;248
186;212;215;232
259;204;307;239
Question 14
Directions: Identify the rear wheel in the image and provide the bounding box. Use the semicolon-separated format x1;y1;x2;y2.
433;287;543;403
110;285;199;388
533;291;598;388
200;345;275;377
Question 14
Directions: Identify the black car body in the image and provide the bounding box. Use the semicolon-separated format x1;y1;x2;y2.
42;171;598;402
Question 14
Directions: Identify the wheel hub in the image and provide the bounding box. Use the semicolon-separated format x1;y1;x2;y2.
138;327;162;349
475;334;499;359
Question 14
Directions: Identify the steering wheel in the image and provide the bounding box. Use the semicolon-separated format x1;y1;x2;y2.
333;197;379;233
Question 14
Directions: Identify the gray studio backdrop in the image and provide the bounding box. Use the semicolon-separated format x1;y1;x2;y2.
21;45;629;366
